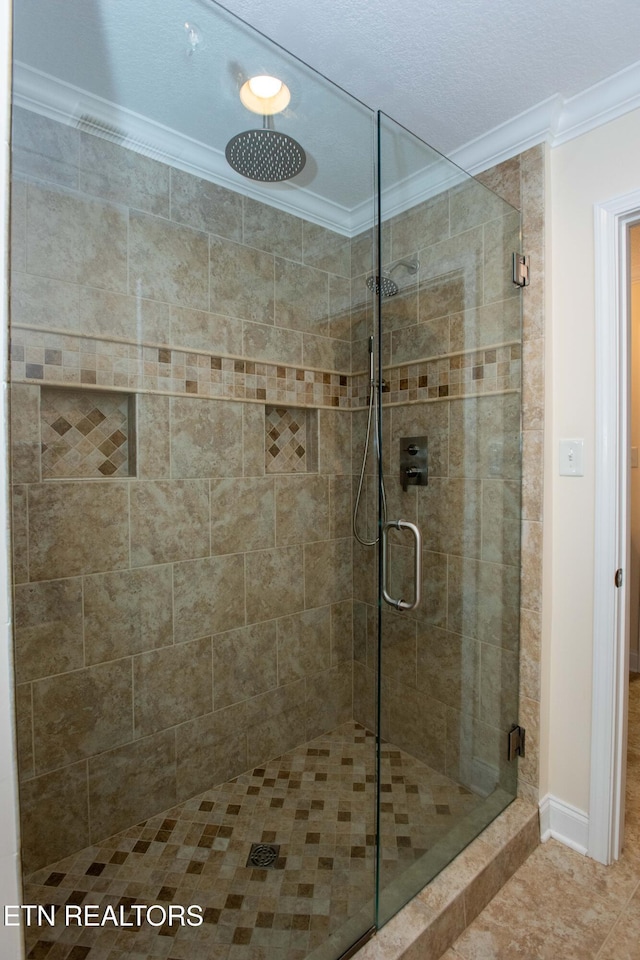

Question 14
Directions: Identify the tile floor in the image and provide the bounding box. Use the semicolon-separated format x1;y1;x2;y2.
29;674;640;960
22;722;482;960
442;672;640;960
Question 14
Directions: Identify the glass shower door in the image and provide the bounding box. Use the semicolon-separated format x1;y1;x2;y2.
375;111;523;924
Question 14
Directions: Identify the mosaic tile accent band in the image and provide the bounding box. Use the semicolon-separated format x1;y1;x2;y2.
11;326;521;410
351;345;522;407
23;722;481;960
11;327;351;411
41;387;133;479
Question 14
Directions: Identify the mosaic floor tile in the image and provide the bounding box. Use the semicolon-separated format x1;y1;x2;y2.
23;723;482;960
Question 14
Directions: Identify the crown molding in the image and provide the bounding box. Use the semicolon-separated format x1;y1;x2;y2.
9;62;500;236
12;56;640;232
449;95;563;176
12;62;360;236
451;58;640;176
554;58;640;145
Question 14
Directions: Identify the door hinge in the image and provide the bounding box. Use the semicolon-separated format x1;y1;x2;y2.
507;724;526;762
615;568;623;588
512;253;530;287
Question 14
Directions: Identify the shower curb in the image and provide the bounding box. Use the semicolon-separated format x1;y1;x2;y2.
355;798;539;960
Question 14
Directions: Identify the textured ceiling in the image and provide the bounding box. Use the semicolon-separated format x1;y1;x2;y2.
219;0;640;153
12;0;640;227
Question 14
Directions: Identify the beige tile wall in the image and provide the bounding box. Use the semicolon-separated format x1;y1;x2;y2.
12;387;356;872
9;108;544;877
352;154;543;812
10;110;357;873
476;150;544;807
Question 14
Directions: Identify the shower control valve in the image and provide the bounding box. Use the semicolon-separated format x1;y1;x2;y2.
399;436;428;491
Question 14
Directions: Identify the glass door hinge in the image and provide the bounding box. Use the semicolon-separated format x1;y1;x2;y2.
512;253;530;287
507;724;526;761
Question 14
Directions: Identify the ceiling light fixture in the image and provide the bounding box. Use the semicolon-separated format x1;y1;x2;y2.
239;75;291;115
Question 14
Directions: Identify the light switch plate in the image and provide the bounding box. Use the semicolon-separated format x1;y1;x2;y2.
559;438;584;476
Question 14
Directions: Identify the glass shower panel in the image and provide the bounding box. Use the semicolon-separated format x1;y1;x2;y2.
9;2;377;958
375;112;523;925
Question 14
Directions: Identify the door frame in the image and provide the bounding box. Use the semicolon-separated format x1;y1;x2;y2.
590;189;640;863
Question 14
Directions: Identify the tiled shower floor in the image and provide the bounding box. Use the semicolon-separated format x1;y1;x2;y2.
23;722;483;960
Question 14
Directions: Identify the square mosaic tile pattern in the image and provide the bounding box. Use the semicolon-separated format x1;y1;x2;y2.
351;345;522;408
23;723;482;960
265;406;317;475
13;326;521;413
11;329;351;410
40;387;132;479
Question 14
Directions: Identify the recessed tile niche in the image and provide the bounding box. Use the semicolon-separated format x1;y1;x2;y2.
40;387;136;479
265;405;318;474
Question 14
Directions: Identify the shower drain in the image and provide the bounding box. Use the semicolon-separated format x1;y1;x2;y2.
246;842;280;868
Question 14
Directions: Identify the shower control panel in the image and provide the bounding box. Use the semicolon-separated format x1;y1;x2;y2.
399;436;428;491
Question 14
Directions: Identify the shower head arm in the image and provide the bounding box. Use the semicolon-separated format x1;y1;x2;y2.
389;258;419;276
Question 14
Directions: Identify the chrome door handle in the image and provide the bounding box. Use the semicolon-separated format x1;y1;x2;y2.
381;519;422;611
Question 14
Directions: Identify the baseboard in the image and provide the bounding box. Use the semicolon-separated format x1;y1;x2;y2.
539;794;589;855
630;650;639;674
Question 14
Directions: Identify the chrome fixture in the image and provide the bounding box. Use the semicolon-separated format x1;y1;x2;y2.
381;519;422;611
365;272;399;297
512;252;530;287
365;257;419;298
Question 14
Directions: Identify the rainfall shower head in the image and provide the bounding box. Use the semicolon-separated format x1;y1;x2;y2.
366;273;398;297
225;127;306;182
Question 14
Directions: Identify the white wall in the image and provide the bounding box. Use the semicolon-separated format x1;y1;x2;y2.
548;107;640;815
0;0;25;955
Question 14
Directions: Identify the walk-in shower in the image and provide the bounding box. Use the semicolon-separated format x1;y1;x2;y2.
8;1;524;958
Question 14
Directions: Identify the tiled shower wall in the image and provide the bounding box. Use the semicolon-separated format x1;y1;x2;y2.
350;149;544;809
9;108;360;874
8;105;545;875
351;179;523;799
